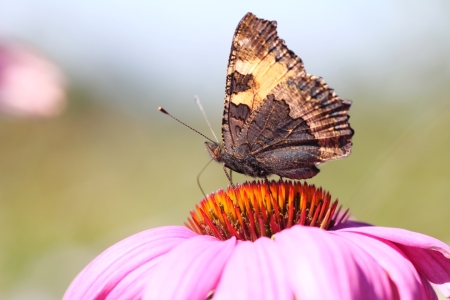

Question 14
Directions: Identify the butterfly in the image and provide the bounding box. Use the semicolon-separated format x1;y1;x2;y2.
205;12;354;182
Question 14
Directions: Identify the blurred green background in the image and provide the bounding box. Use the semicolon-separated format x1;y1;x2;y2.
1;0;450;298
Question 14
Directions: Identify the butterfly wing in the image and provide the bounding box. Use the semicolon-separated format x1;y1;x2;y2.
222;13;353;179
222;12;305;152
241;76;353;179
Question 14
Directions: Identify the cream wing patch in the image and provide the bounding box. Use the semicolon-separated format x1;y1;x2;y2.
226;13;305;111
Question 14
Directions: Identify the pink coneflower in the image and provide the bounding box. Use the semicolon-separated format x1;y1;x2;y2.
0;42;67;118
64;180;450;299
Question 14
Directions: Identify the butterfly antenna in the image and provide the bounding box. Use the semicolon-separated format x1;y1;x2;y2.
158;107;216;143
194;95;219;143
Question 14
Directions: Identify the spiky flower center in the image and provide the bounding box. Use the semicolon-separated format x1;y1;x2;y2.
186;180;349;241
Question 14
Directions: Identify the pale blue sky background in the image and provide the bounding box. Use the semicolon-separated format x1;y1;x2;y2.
1;0;449;115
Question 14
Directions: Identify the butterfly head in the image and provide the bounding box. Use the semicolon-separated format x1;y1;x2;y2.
205;141;223;162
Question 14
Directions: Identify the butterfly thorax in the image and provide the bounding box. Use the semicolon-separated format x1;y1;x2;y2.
205;141;269;178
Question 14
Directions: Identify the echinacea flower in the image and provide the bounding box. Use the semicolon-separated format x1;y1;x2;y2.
0;42;67;118
64;180;450;299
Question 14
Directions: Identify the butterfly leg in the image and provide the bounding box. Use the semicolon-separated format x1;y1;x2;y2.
223;163;235;188
264;176;276;203
197;159;214;198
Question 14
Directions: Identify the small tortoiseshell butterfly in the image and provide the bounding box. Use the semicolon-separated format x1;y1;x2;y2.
205;12;354;181
160;12;353;183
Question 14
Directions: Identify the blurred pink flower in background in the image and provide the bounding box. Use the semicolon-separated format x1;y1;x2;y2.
0;42;67;118
64;181;450;299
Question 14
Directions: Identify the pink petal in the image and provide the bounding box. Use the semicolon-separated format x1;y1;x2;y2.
336;225;450;258
214;237;292;300
275;226;394;299
144;235;236;299
419;273;439;300
337;225;450;298
332;230;429;299
64;226;196;300
333;220;373;229
400;246;450;298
